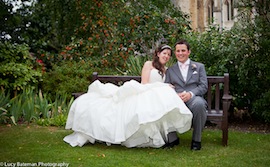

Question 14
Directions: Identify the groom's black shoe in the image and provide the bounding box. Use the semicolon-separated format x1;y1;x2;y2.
191;140;201;151
162;132;179;149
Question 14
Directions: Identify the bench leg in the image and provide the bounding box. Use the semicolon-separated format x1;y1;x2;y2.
222;128;228;146
222;116;228;146
222;98;231;146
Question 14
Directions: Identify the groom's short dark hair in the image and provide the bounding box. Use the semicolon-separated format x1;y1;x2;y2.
175;39;190;51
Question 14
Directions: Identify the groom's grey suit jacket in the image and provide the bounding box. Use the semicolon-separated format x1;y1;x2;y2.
165;60;208;97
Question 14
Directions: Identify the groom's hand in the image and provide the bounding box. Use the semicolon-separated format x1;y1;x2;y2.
178;91;192;102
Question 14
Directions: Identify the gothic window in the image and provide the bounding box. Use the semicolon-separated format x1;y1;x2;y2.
230;0;234;20
207;0;214;24
225;0;234;21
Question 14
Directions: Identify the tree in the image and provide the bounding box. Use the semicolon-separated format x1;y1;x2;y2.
57;0;191;70
0;0;23;41
229;0;270;122
1;0;82;53
39;0;192;98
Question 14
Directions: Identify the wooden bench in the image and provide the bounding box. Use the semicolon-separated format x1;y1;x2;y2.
72;72;232;146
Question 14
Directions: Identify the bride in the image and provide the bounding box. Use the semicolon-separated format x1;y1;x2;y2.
64;44;193;148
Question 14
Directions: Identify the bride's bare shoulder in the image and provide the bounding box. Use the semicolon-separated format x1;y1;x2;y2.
143;61;153;69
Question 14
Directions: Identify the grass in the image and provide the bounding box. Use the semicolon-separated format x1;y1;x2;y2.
0;124;269;167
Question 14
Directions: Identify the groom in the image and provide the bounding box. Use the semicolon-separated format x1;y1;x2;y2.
165;39;208;150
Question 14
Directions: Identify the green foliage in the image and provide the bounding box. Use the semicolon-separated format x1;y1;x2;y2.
1;0;82;53
0;41;43;93
8;87;39;124
252;90;270;123
0;90;10;124
122;54;176;76
36;93;73;127
182;26;231;76
41;60;120;100
0;87;74;126
57;0;190;71
2;0;192;102
35;90;53;118
0;0;25;43
183;0;270;123
2;0;270;123
9;95;23;124
41;61;93;99
0;62;42;90
0;90;9;109
119;55;151;76
227;0;270;122
36;114;67;127
21;88;39;123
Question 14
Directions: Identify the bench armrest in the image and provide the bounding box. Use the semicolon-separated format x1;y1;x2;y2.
222;94;232;100
72;92;85;99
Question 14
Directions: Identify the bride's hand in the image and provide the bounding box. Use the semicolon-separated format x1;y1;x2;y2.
168;84;175;89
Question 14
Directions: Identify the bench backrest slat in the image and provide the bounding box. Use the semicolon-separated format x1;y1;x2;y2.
215;83;220;112
207;82;212;112
92;72;141;84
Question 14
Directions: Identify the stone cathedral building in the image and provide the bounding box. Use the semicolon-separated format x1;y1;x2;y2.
171;0;238;32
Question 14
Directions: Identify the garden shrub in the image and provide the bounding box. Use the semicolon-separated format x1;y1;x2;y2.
226;0;270;123
252;90;270;123
52;0;190;72
2;0;270;124
41;61;91;100
36;93;74;127
0;87;74;126
0;90;10;124
182;1;270;123
0;41;43;95
41;60;117;100
178;22;270;123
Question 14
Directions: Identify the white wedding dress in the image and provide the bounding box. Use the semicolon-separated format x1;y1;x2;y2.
64;69;192;148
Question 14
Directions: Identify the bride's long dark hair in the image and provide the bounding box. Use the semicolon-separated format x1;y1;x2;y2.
152;44;172;78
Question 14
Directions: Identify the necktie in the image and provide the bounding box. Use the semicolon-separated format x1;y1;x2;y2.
181;64;187;70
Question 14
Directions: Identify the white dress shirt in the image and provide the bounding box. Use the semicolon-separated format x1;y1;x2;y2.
178;59;194;98
178;59;190;82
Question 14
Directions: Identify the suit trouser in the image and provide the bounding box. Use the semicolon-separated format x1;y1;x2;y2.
186;96;207;142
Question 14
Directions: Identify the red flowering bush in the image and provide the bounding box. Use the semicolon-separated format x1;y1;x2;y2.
57;0;191;71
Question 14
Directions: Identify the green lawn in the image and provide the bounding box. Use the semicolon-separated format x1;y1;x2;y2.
0;124;269;167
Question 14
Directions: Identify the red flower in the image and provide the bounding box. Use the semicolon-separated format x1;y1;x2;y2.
36;59;43;64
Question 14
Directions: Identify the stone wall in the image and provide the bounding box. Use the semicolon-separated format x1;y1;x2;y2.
171;0;237;31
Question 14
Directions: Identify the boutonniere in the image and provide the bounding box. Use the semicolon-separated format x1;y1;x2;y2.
191;64;198;74
191;64;197;71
